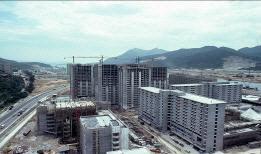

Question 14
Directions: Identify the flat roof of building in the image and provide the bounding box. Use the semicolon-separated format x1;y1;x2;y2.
140;87;161;93
140;87;227;104
170;83;203;87
180;93;227;105
80;115;113;128
106;148;152;154
56;101;95;109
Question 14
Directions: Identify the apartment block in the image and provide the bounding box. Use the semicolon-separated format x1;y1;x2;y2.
139;87;226;153
80;115;129;154
70;64;94;99
169;73;216;84
94;64;119;105
150;67;168;89
37;100;96;143
170;82;242;103
118;64;150;109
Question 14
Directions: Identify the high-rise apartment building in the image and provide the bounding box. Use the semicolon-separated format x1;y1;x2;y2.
118;64;150;109
170;82;242;103
80;115;129;154
169;73;216;84
150;67;168;89
139;87;226;153
94;64;119;105
70;64;94;99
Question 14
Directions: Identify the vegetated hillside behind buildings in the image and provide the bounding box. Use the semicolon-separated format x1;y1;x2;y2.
0;74;27;109
107;45;261;69
0;57;52;71
104;48;169;64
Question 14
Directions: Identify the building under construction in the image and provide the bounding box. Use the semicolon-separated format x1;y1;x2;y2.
37;100;96;143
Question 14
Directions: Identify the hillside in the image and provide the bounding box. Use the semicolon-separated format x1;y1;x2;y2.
238;45;261;59
0;57;52;71
0;74;27;108
104;48;169;64
106;46;261;69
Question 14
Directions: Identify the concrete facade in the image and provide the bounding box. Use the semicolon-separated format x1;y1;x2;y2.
139;87;226;153
170;82;242;103
80;115;129;154
118;64;150;109
169;73;216;85
94;64;119;105
70;64;94;99
37;100;96;143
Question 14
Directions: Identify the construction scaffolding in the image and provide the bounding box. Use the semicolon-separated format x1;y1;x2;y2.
37;100;96;144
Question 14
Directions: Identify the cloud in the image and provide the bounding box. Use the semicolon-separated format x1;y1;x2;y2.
1;1;261;63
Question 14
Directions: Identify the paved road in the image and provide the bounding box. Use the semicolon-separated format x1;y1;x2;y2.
0;85;68;135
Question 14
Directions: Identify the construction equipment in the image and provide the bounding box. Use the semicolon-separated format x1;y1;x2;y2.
64;56;139;64
64;56;105;64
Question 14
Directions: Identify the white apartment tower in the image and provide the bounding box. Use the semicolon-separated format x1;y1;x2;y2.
170;82;242;103
80;115;129;154
139;87;226;153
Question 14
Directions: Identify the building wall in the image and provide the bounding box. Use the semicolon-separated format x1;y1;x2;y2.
119;64;150;109
70;64;94;99
169;73;216;85
171;82;242;103
94;64;119;105
139;87;226;153
150;67;168;89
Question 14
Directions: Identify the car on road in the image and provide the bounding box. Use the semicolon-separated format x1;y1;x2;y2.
0;124;5;129
9;105;14;110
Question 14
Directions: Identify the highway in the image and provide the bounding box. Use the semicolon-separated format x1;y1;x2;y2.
0;85;68;138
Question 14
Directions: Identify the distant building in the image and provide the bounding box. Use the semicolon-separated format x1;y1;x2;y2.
70;64;94;99
80;114;129;154
139;87;226;153
169;73;216;85
94;64;119;106
170;82;242;103
150;67;168;89
37;100;96;143
106;148;152;154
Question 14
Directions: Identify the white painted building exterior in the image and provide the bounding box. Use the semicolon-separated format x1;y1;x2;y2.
139;87;227;153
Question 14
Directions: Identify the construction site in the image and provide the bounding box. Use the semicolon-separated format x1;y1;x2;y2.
37;98;97;144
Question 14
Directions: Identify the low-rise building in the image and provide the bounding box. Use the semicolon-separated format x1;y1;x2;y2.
80;114;129;154
37;100;96;143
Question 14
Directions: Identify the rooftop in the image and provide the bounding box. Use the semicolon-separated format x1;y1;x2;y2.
139;87;161;93
171;83;203;87
106;148;152;154
56;101;95;109
80;115;113;129
180;93;227;105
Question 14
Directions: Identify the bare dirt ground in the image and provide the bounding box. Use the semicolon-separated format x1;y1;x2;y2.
32;78;68;95
1;116;63;154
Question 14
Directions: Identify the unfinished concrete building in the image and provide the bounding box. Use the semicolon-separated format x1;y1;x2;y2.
118;64;150;109
70;64;94;99
94;64;119;106
37;100;96;143
150;67;168;89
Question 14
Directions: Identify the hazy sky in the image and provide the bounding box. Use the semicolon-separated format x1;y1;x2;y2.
1;1;261;64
